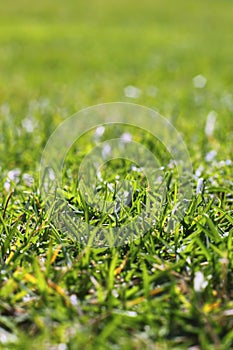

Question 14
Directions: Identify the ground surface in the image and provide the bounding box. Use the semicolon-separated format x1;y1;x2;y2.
0;0;233;349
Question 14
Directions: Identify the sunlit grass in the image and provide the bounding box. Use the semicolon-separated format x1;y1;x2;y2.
0;0;233;349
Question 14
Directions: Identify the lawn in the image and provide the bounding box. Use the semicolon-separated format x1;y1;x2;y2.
0;0;233;349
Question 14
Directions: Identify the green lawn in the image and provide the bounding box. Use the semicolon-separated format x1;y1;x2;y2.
0;0;233;349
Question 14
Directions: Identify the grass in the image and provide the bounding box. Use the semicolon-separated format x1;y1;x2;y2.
0;0;233;349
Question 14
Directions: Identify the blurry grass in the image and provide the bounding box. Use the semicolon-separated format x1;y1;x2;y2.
0;0;233;349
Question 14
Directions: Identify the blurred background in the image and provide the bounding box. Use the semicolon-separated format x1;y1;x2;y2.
0;0;233;169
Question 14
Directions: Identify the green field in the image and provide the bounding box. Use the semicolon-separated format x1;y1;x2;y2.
0;0;233;349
